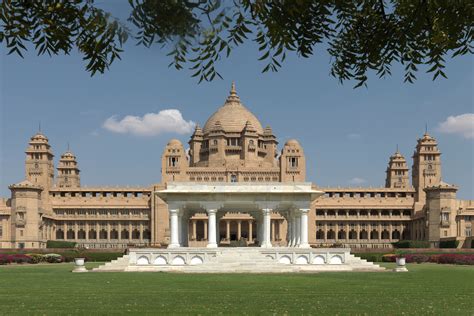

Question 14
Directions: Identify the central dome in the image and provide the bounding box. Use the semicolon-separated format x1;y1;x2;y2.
203;83;264;135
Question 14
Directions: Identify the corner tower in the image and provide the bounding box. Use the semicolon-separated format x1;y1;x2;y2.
412;132;442;203
25;132;55;190
56;149;81;188
385;149;409;188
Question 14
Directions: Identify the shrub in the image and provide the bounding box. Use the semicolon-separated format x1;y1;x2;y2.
439;240;459;248
356;253;385;262
85;252;122;262
437;254;474;265
44;254;63;263
392;240;430;248
27;254;45;264
46;240;77;248
405;254;430;263
382;254;396;262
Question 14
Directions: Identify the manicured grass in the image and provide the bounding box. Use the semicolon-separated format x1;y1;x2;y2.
1;263;473;315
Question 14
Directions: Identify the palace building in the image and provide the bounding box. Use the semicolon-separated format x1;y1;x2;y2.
0;83;473;250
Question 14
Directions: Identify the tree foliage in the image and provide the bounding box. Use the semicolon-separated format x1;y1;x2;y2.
1;0;473;87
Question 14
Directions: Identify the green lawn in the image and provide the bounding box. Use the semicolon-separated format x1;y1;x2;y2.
1;263;473;315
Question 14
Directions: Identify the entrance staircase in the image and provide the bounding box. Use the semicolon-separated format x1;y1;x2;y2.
92;248;385;273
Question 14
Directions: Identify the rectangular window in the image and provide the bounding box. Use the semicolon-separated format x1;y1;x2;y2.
0;225;2;238
289;157;298;168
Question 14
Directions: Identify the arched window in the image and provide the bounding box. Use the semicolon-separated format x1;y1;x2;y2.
360;230;368;240
230;175;237;183
132;229;140;239
338;230;346;240
316;229;324;239
121;229;129;240
66;229;75;240
370;229;379;240
381;230;390;239
77;229;86;240
99;229;107;240
88;229;97;240
56;229;64;240
327;229;335;239
349;230;357;240
110;229;119;240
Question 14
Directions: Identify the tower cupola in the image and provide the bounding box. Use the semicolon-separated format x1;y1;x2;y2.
385;148;410;188
56;148;81;188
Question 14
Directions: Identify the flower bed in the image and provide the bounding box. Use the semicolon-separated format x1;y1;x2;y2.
382;253;474;265
0;253;64;265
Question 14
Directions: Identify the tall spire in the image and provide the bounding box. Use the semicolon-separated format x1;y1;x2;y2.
38;121;41;133
225;81;241;104
424;123;428;135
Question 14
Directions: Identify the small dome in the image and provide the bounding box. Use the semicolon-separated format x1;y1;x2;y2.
31;132;48;142
203;83;264;135
285;139;300;146
167;139;183;146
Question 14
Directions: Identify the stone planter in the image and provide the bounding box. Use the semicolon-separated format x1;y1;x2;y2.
72;257;87;273
393;256;408;272
396;257;406;266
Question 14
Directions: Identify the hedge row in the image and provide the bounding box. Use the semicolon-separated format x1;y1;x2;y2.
0;252;123;265
392;240;431;248
0;253;62;265
382;253;474;265
46;240;77;248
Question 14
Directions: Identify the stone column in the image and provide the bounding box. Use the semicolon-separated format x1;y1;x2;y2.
168;209;180;248
295;212;301;246
85;222;89;241
226;220;230;240
271;220;275;242
237;220;242;240
299;209;310;248
207;209;218;248
287;217;293;247
192;220;197;240
178;213;183;245
248;220;253;242
261;209;272;248
204;220;208;240
139;222;143;243
118;222;122;241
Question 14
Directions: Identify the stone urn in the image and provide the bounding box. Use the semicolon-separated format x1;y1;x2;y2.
396;257;406;266
72;257;87;273
393;256;408;272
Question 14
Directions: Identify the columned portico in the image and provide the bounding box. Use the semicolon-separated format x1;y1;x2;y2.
158;183;323;249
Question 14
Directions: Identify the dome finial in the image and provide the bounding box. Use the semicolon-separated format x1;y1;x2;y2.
226;81;240;104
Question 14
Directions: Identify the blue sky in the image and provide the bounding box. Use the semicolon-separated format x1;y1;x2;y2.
1;4;473;199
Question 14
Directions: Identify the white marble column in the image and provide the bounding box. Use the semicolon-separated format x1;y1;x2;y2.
292;215;297;246
295;212;301;247
178;213;183;245
287;217;293;247
261;209;272;248
207;209;218;248
299;209;310;248
168;209;180;248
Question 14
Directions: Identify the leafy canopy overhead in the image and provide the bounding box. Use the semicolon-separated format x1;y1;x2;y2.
1;0;472;87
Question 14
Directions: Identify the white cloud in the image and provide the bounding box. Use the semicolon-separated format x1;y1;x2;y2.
438;113;474;139
348;177;366;185
103;109;195;136
347;133;361;140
